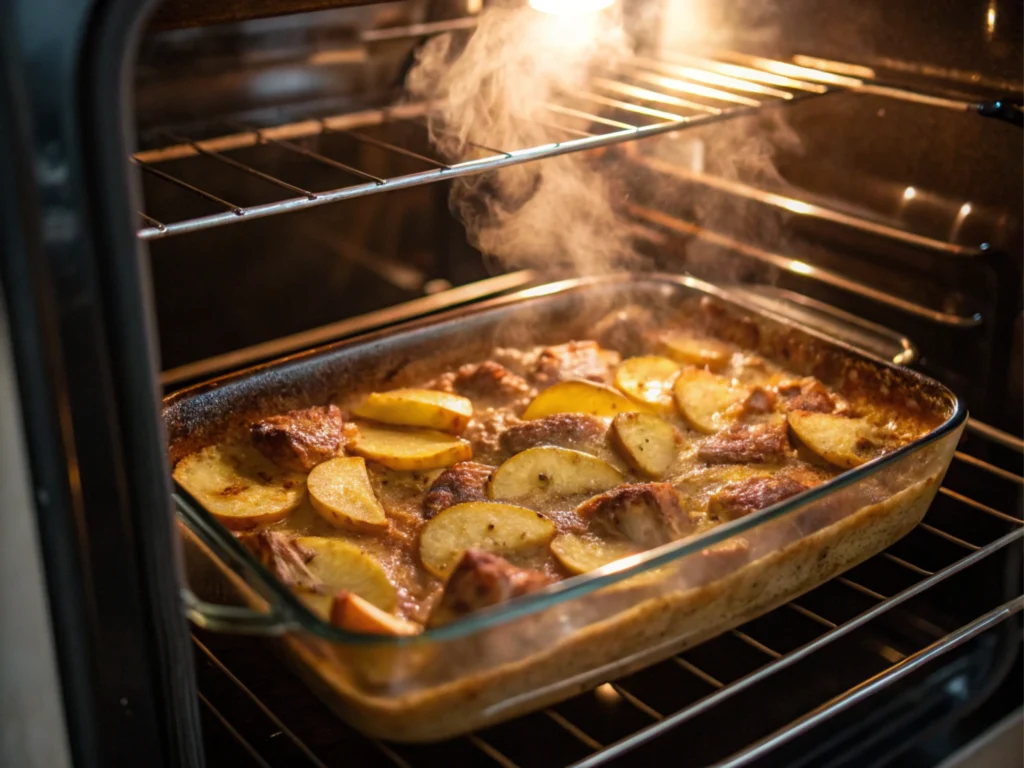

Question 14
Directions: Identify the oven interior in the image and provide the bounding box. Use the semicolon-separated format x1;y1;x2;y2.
5;0;1022;764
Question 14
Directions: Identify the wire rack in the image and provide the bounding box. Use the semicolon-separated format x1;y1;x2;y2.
192;419;1022;768
133;50;871;241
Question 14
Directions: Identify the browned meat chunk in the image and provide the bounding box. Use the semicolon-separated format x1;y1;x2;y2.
698;421;791;464
250;405;344;473
707;475;809;521
434;360;533;403
531;341;620;386
695;538;752;580
741;386;777;416
423;462;494;517
778;377;835;414
577;482;694;548
462;409;522;464
428;550;553;627
500;413;608;456
239;531;318;591
593;306;656;357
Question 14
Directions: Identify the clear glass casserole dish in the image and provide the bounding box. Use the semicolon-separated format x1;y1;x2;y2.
165;274;965;742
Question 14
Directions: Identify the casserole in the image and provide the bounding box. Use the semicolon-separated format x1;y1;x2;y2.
165;274;965;741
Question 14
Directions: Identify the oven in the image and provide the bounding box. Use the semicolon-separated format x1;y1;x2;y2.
0;0;1021;765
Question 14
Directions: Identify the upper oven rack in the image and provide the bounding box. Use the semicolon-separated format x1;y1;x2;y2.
135;49;984;242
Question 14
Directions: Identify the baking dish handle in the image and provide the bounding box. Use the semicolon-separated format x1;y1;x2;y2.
181;589;291;635
174;491;297;636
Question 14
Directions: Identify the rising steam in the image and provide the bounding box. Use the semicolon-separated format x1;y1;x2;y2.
405;4;641;275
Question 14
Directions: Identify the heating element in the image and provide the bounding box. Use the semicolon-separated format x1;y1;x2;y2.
191;419;1022;767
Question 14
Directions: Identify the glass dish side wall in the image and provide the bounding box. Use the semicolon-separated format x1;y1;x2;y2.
165;275;965;740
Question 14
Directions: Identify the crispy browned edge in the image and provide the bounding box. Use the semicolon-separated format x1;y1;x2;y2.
278;472;942;742
165;278;957;741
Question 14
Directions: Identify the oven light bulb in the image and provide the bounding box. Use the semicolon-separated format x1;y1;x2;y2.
903;186;917;201
529;0;616;15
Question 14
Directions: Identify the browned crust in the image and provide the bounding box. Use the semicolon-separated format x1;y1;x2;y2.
279;472;942;742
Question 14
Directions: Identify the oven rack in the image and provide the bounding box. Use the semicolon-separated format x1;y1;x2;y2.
193;420;1023;768
134;49;983;242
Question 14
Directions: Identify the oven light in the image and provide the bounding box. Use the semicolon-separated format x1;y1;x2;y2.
986;2;996;37
529;0;616;15
789;260;813;275
959;202;973;217
903;186;917;201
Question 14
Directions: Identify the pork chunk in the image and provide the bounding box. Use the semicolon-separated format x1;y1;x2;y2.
428;550;553;627
500;413;608;456
577;482;694;548
434;360;533;404
779;377;835;414
593;306;656;357
698;421;791;464
707;475;809;521
239;531;318;591
250;405;344;473
741;386;777;416
531;341;620;386
423;461;494;518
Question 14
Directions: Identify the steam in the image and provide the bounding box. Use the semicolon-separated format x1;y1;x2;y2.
406;4;640;275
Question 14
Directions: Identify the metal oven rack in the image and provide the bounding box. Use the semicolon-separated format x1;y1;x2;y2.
192;419;1022;768
133;48;986;242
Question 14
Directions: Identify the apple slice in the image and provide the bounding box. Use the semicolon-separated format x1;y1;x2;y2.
295;536;397;611
173;442;305;531
352;388;473;434
348;422;472;471
488;446;624;501
307;457;389;533
614;355;680;414
419;501;556;578
610;412;681;478
672;367;747;434
523;380;654;420
550;534;639;575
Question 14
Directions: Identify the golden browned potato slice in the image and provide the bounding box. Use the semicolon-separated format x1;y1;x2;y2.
295;536;397;611
614;356;680;414
550;534;639;575
610;412;680;478
487;446;624;501
522;380;654;420
787;410;883;469
173;443;306;531
658;333;734;371
352;388;473;434
672;367;747;434
330;591;421;636
419;502;556;578
306;457;388;533
348;423;472;471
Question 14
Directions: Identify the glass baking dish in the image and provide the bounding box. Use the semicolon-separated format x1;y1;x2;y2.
165;274;965;742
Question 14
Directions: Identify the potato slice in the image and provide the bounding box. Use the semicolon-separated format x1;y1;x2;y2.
348;422;472;471
672;368;747;434
330;591;421;636
352;388;473;434
787;410;884;469
419;502;556;578
614;356;680;414
658;333;734;371
306;457;388;533
522;380;654;421
551;534;639;575
488;446;624;501
173;443;305;531
295;536;397;611
610;412;680;478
